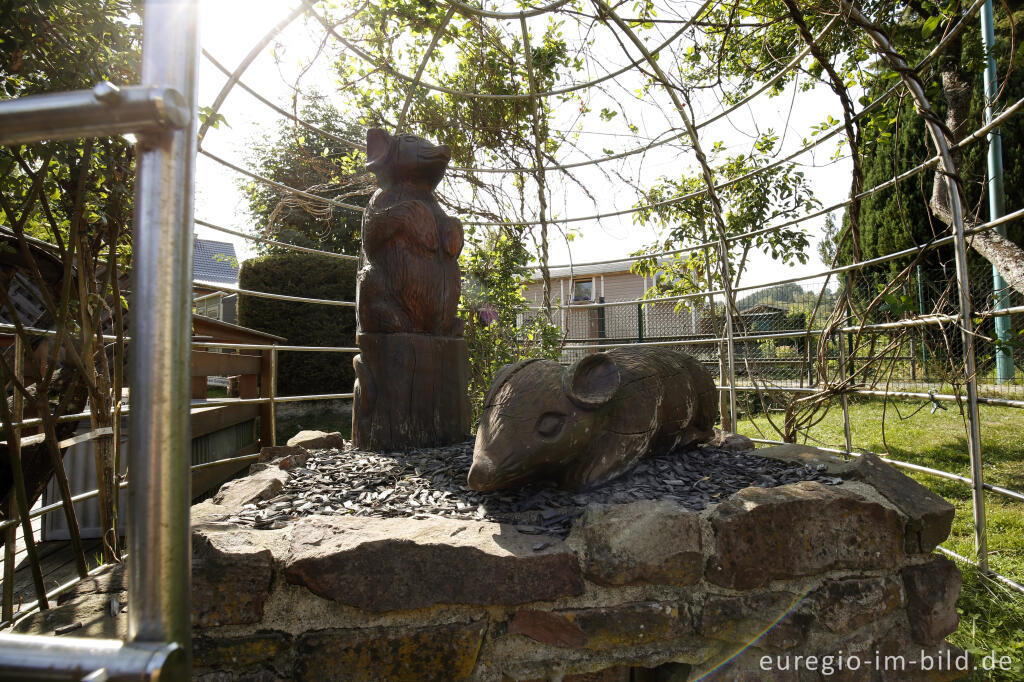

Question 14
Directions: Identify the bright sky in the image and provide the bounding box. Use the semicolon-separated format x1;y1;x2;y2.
195;0;854;291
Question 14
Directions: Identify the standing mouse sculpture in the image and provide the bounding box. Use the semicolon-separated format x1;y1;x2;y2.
468;346;717;492
357;127;463;336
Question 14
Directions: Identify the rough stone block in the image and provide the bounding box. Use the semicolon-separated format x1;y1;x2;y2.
699;592;808;652
283;516;582;611
213;467;288;509
194;631;293;678
707;429;755;452
57;563;124;605
707;481;904;590
873;620;971;681
806;576;902;634
509;602;687;651
838;453;955;553
191;500;233;525
294;620;485;681
902;555;961;646
258;444;309;464
753;443;848;474
13;592;125;639
193;527;275;628
286;430;347;450
568;500;702;586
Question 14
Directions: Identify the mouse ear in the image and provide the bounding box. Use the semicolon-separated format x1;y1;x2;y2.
366;128;392;171
564;353;620;409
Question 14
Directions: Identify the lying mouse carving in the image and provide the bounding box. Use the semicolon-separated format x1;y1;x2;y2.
468;346;717;492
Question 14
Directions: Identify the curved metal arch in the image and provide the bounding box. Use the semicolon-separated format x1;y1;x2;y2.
302;0;716;102
445;0;574;20
833;0;986;572
460;0;989;224
197;4;308;148
202;48;364;150
283;0;978;176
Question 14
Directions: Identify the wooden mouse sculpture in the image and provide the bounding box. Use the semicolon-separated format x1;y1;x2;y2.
357;128;463;336
468;347;717;491
351;128;471;450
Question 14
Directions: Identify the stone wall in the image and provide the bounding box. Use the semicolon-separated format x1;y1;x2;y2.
17;443;966;681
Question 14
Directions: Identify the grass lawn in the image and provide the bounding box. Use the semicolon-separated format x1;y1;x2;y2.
737;398;1024;679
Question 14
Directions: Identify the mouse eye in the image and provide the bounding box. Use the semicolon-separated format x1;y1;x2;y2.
535;412;567;438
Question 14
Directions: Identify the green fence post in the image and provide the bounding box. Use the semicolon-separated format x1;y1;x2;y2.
917;265;929;381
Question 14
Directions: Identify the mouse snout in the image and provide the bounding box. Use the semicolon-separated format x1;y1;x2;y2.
467;456;497;491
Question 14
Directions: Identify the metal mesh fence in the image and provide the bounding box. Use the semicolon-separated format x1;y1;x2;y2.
536;257;1023;401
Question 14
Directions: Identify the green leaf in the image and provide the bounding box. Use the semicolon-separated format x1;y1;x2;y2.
922;15;940;38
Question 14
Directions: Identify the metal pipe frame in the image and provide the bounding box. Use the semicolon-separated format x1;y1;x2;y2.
0;634;181;681
192;341;358;352
192;280;356;307
195;218;358;260
0;83;188;147
199;149;364;213
190;392;353;408
938;547;1024;594
196;5;307;147
980;0;1015;385
126;0;198;666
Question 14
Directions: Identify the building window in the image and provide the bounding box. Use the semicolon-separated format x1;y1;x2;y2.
572;278;593;302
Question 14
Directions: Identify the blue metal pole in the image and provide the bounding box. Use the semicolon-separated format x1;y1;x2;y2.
982;0;1015;384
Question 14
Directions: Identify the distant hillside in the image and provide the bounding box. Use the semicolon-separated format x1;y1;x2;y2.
738;282;806;309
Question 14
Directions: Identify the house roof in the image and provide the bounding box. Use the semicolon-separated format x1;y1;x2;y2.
529;257;668;280
193;239;239;284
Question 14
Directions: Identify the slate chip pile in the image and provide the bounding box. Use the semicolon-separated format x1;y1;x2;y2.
241;442;841;537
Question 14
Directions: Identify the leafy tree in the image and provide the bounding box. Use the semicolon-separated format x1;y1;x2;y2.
817;212;840;266
242;94;370;255
629;132;819;430
631;132;818;305
459;227;562;422
834;3;1024;277
0;0;141;569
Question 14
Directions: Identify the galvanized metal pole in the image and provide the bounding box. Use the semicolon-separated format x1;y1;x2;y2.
268;347;278;447
2;338;24;621
981;0;1014;384
127;0;198;671
836;330;853;455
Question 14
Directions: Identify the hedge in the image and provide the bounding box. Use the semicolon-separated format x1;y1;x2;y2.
237;252;357;399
